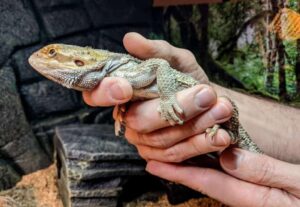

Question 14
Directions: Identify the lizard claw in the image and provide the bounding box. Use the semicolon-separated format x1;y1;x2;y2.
114;104;127;136
205;124;220;138
158;97;184;125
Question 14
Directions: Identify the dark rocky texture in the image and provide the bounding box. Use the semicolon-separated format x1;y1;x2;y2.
39;7;92;38
55;124;148;207
84;0;153;27
70;198;118;207
97;27;155;53
0;67;50;190
58;33;98;48
67;178;123;197
32;108;113;162
13;45;44;83
0;0;196;205
163;181;204;205
55;125;141;161
67;161;146;180
20;80;82;119
0;0;40;66
33;0;80;9
0;159;21;190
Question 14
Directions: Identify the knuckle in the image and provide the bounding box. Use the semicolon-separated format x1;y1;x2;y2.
164;147;182;163
190;135;204;154
188;118;204;134
152;40;171;56
147;134;168;148
260;188;274;207
180;48;195;60
219;98;234;115
136;146;148;160
136;133;150;145
125;132;140;145
211;100;233;122
125;117;149;133
256;157;275;184
172;48;196;67
158;40;171;49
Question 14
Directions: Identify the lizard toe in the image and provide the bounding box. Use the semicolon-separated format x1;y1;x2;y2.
168;107;184;125
173;102;184;115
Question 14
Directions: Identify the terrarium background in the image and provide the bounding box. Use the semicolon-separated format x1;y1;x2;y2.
165;0;300;103
1;0;300;196
0;0;163;190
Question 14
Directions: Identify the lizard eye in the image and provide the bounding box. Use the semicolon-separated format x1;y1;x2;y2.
74;60;84;67
48;49;56;57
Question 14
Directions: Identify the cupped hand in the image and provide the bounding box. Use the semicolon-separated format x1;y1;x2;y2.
83;32;209;106
120;33;233;161
146;148;300;207
123;84;233;162
83;32;234;162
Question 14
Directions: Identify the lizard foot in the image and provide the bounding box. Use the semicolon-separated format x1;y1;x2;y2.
157;97;184;126
205;124;220;139
114;104;127;136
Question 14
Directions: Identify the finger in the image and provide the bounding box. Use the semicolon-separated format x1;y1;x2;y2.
125;84;220;133
220;148;300;197
135;129;231;163
125;97;232;148
123;32;209;83
146;161;295;207
82;77;133;107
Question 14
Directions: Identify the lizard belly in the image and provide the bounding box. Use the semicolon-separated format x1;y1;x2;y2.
132;82;159;101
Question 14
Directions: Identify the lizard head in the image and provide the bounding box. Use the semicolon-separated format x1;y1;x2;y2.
28;44;113;90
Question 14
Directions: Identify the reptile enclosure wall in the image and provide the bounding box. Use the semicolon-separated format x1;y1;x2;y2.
0;0;225;206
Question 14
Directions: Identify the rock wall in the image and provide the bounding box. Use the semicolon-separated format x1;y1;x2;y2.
0;0;163;190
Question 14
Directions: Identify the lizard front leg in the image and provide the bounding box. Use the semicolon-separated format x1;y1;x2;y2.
154;59;198;125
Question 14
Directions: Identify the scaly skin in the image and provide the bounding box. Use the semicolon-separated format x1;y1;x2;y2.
28;44;262;153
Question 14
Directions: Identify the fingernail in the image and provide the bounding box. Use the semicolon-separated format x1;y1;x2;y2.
194;87;215;108
210;103;231;121
110;82;130;100
221;148;243;170
210;130;228;147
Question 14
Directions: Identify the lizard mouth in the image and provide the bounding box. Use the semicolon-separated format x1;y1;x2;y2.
28;52;51;74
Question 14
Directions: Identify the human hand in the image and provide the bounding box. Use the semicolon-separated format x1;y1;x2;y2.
120;33;233;162
82;32;209;106
83;32;234;162
146;148;300;207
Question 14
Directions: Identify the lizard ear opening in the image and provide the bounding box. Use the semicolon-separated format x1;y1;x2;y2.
74;60;84;67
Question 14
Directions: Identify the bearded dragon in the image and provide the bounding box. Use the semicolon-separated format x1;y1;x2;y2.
28;44;262;153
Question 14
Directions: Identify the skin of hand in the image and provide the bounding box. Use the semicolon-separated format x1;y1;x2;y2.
147;148;300;207
83;32;234;162
83;32;300;206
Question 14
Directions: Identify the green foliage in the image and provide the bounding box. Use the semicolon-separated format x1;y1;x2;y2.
220;41;298;99
168;16;183;47
289;0;298;10
163;1;300;102
208;1;261;50
148;32;164;40
219;46;268;93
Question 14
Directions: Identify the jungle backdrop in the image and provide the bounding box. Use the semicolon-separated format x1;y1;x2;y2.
161;0;300;105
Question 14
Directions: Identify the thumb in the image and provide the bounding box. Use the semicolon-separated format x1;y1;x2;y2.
82;77;133;107
220;148;300;197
